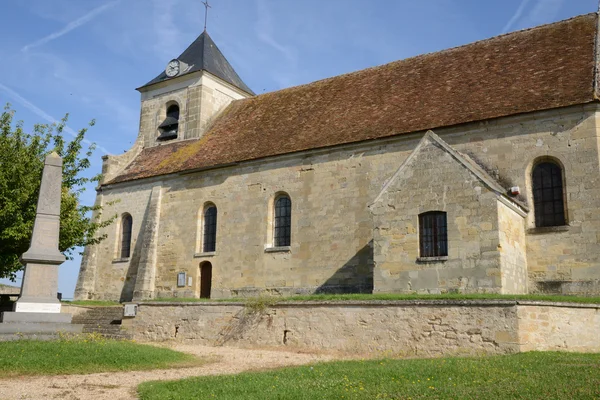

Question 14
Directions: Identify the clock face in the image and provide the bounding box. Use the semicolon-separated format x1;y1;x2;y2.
165;59;180;77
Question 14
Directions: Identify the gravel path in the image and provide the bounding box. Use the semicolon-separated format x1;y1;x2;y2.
0;344;336;400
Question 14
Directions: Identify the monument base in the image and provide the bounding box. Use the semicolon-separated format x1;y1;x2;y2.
1;311;72;323
0;321;83;341
0;311;82;341
13;301;61;313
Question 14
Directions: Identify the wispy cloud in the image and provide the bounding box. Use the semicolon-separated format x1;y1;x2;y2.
0;82;111;155
21;0;120;52
502;0;532;33
152;0;185;61
502;0;565;34
255;0;298;88
526;0;565;25
256;0;297;64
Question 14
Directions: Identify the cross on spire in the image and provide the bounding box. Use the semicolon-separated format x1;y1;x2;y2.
202;0;211;32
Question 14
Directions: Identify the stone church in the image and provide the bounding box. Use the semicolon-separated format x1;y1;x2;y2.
75;13;600;301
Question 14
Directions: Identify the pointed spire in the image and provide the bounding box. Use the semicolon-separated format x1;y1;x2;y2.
140;31;254;95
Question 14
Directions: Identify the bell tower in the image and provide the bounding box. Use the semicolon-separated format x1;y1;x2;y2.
137;30;254;147
99;29;254;184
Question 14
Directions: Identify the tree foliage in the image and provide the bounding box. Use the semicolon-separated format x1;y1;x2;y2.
0;105;113;279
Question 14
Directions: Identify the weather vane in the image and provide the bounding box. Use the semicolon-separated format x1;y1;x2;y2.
202;0;211;32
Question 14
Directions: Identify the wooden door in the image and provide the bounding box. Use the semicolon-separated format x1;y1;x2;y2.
200;262;212;299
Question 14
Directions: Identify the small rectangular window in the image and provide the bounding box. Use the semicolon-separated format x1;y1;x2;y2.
419;212;448;258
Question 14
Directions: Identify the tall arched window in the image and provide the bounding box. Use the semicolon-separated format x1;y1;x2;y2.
274;195;292;247
419;211;447;258
120;213;133;259
157;104;179;141
203;204;217;252
532;161;566;227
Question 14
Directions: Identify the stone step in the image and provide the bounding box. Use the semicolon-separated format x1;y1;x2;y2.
68;306;129;339
82;326;123;332
73;310;123;317
72;318;122;324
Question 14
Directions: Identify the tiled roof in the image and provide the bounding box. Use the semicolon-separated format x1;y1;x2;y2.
109;14;598;185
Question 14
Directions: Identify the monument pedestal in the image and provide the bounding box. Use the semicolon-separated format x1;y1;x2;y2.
0;308;82;341
0;321;82;341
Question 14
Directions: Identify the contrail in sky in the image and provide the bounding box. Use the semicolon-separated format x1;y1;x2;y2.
21;0;120;52
0;82;112;155
501;0;531;33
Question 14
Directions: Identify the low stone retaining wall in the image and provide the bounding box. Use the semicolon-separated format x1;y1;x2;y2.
121;300;600;356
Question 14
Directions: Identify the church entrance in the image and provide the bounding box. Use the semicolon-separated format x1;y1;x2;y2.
200;261;212;299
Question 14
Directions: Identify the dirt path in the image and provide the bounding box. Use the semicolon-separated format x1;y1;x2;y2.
0;344;336;400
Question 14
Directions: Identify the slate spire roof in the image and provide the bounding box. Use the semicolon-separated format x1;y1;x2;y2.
141;30;254;95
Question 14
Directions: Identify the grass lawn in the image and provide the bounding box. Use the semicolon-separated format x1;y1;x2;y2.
138;352;600;400
0;336;201;377
146;293;600;304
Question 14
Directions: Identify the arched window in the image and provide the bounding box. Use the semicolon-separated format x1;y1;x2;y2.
120;213;133;259
203;205;217;252
157;104;179;141
419;211;447;258
532;161;566;227
274;195;292;247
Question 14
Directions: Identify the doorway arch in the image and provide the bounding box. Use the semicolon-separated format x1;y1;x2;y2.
199;261;212;299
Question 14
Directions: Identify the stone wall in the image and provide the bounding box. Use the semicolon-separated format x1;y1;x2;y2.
517;303;600;352
498;201;528;294
77;104;600;300
122;301;600;356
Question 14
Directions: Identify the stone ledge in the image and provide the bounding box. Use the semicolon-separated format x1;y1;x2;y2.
193;252;216;258
134;299;600;308
417;256;448;263
264;246;291;253
526;225;570;235
515;300;600;309
112;258;130;264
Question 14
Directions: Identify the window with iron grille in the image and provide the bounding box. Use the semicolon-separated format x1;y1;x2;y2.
120;214;133;259
532;161;566;227
203;205;217;252
419;211;448;258
274;195;291;247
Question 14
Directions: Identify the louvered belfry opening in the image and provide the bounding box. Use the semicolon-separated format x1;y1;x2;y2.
203;205;217;252
533;162;566;227
120;214;133;259
274;195;291;247
157;104;180;141
419;211;448;258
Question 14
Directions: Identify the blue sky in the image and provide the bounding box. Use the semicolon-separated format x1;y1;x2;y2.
0;0;597;298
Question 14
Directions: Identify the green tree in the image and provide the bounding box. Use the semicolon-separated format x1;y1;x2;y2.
0;105;113;280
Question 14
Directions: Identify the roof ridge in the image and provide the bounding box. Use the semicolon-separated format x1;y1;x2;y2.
245;13;597;101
